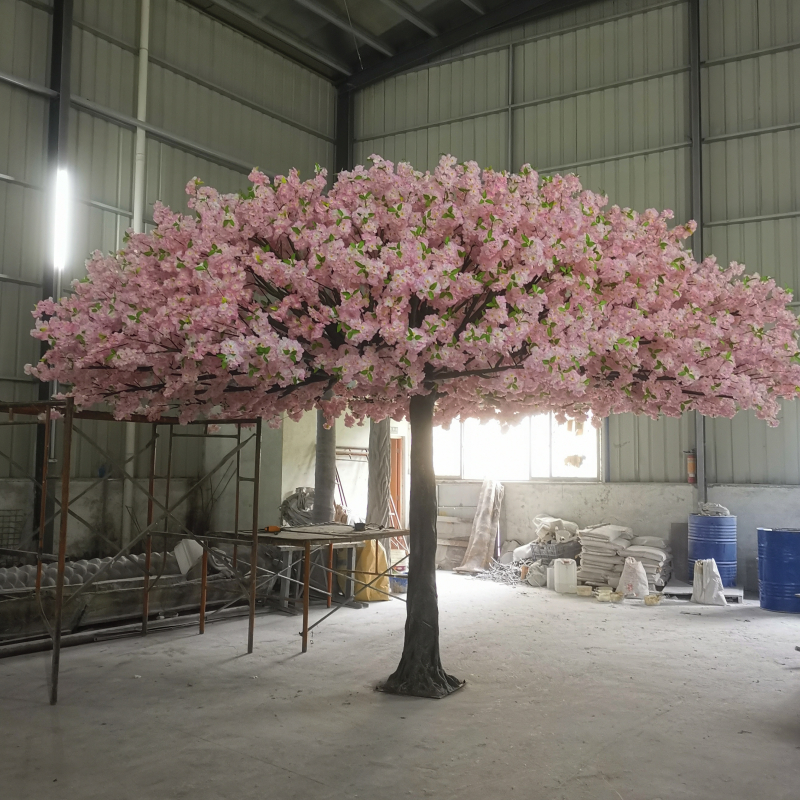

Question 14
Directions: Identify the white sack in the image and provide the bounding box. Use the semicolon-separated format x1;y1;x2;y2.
690;559;727;606
631;536;670;549
616;558;650;598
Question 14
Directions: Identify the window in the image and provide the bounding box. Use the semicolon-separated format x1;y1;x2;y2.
433;414;600;481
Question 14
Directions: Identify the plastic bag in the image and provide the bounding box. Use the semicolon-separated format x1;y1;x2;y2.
698;502;730;517
526;560;548;588
513;542;534;561
616;557;649;598
690;559;727;606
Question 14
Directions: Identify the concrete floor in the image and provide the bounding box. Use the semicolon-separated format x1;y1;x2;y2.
1;572;799;800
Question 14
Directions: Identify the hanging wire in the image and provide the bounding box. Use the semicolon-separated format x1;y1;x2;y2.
341;0;364;70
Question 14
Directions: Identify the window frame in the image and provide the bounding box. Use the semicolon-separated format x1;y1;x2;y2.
434;413;603;483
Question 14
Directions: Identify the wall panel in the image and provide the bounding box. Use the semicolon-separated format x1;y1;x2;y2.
701;0;800;483
0;0;335;484
355;0;693;483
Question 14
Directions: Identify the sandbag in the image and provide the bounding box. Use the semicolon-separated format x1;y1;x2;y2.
616;557;649;598
690;559;727;606
526;560;548;587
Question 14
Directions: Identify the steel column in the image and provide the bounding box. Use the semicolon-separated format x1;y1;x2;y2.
35;0;73;554
335;88;354;174
49;397;74;705
142;423;158;634
689;0;707;502
302;541;311;653
247;419;263;654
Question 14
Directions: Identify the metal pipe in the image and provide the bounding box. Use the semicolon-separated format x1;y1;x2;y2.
50;397;74;705
302;541;311;653
688;0;707;503
142;423;158;634
233;424;240;568
122;0;150;549
327;543;333;608
247;419;262;654
199;548;208;634
36;409;52;593
507;43;514;172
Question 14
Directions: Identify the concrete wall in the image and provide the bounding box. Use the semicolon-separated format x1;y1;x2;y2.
708;485;800;595
438;479;800;592
47;478;196;559
438;480;697;582
204;423;283;534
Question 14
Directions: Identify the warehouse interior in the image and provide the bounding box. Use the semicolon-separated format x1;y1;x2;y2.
1;0;800;798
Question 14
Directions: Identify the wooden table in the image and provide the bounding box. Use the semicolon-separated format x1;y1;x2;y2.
190;525;409;652
264;525;409;652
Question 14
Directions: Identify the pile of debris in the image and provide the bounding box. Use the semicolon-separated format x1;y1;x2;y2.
473;512;673;595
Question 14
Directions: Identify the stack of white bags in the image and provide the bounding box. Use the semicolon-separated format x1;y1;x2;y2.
577;525;634;588
622;537;672;591
577;527;673;591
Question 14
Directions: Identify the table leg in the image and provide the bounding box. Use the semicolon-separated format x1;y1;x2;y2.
346;545;356;600
199;547;208;634
142;535;151;634
279;550;291;610
302;542;311;653
327;543;334;608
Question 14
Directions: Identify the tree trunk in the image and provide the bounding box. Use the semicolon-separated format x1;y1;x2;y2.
378;393;464;698
366;418;391;527
313;410;336;524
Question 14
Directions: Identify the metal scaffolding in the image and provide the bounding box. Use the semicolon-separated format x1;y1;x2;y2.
0;398;267;705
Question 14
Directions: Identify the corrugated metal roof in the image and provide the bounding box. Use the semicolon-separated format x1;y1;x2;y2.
183;0;585;84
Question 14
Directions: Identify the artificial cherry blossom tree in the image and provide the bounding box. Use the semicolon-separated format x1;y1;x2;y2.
29;156;800;697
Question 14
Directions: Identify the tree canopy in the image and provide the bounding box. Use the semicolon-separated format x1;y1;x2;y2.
28;156;800;426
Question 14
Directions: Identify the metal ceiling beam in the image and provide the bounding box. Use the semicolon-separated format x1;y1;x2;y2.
208;0;352;75
339;0;595;91
378;0;437;37
459;0;485;13
292;0;395;57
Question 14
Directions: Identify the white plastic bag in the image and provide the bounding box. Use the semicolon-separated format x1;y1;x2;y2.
690;559;727;606
513;542;535;561
616;557;649;598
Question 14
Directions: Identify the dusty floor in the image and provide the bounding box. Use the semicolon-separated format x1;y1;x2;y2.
1;572;799;800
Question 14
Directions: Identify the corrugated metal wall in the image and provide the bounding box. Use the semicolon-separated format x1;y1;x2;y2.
702;0;800;484
0;0;336;481
355;0;695;482
353;0;800;485
0;0;51;480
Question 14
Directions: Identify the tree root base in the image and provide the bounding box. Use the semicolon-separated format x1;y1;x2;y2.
376;670;465;699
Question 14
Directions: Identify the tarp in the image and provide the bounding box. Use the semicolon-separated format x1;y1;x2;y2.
454;479;505;574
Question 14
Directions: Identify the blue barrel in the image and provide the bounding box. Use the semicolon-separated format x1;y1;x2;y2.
688;514;737;587
757;528;800;613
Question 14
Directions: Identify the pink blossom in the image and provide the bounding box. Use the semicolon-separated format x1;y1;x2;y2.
27;156;800;428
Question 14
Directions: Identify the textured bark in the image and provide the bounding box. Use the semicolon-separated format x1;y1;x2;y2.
378;393;464;698
312;410;336;524
366;418;391;527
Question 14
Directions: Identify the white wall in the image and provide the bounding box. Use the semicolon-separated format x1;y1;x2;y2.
204;423;283;534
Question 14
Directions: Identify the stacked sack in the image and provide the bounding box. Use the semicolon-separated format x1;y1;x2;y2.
577;524;634;588
620;537;672;591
